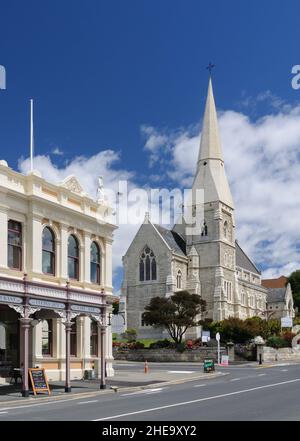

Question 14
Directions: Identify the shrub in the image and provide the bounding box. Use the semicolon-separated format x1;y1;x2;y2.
175;342;186;353
267;336;289;349
149;339;173;349
282;332;296;347
132;341;145;349
122;328;137;343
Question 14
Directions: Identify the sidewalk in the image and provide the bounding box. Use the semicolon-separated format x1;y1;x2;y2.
0;364;225;405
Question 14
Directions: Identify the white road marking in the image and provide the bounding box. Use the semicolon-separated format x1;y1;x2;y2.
168;371;195;374
230;378;241;381
281;369;288;372
120;391;147;397
257;374;266;377
121;388;164;397
93;378;300;421
193;384;207;388
0;411;8;415
78;400;98;405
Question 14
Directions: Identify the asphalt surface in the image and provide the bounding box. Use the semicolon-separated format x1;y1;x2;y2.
0;362;300;420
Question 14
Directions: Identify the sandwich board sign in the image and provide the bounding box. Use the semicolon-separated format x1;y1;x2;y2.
29;368;51;396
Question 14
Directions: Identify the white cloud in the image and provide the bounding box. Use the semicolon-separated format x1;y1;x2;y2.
17;97;300;287
142;103;300;278
51;147;64;156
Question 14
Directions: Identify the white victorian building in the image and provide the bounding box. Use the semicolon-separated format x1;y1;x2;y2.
0;160;117;396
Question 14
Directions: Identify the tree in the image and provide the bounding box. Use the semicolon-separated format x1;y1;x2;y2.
112;299;119;315
142;290;206;344
288;270;300;311
122;328;137;342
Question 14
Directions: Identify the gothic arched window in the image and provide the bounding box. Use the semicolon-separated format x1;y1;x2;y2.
176;270;182;289
223;221;228;238
139;247;157;281
201;220;208;236
42;226;55;275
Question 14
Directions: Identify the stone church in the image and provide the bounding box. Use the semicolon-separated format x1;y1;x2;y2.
122;77;268;339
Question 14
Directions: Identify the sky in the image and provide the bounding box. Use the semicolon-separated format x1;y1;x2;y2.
1;0;300;292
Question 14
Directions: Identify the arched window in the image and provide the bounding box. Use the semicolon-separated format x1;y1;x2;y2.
68;235;79;280
70;318;77;357
8;220;22;270
223;221;228;238
90;320;98;356
90;242;101;284
42;319;53;356
42;227;55;275
176;270;182;289
201;220;208;236
139;247;157;281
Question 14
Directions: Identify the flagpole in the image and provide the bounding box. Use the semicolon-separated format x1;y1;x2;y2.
30;99;34;172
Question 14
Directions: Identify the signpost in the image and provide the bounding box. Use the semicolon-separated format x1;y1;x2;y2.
216;332;221;365
29;368;51;396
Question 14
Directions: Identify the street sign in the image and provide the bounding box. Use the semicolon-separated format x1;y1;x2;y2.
201;330;210;343
281;317;293;328
216;332;220;341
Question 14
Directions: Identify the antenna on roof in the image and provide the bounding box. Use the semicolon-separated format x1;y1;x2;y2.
30;99;34;172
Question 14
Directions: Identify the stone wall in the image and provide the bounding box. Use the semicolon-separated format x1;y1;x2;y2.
113;347;226;362
261;346;300;362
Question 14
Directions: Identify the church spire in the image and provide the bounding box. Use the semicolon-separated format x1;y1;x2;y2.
198;77;223;163
192;76;234;209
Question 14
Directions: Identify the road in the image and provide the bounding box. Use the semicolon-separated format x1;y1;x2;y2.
0;363;300;420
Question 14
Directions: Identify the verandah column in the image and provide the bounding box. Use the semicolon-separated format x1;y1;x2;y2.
100;309;107;390
20;274;32;397
64;318;72;392
64;281;72;392
20;317;32;397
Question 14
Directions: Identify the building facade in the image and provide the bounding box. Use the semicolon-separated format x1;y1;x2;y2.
122;78;269;339
262;276;295;319
0;160;117;395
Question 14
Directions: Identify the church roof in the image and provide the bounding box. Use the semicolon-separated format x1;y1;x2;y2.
235;240;261;275
154;225;186;256
267;287;286;303
262;276;287;289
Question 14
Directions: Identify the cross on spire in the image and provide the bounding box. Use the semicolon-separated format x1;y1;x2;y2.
206;62;215;75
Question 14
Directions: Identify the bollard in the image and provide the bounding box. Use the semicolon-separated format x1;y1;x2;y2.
144;360;149;374
259;353;262;365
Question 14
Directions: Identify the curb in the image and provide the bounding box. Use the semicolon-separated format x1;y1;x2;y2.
0;371;228;409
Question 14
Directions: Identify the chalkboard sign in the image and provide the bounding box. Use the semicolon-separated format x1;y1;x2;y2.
29;368;51;396
203;359;215;373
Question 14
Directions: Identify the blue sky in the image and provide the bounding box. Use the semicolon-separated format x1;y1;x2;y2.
1;1;300;291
